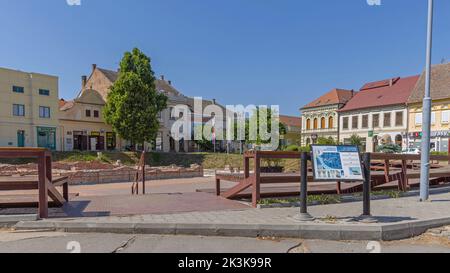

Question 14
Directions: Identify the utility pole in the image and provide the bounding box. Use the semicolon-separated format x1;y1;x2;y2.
420;0;434;202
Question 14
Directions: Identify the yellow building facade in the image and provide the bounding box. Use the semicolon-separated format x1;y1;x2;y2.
407;63;450;153
408;100;450;152
0;67;60;150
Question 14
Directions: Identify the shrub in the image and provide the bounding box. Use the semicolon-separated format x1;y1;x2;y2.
377;144;402;154
284;145;300;152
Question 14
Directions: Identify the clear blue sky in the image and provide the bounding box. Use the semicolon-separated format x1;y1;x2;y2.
1;0;449;116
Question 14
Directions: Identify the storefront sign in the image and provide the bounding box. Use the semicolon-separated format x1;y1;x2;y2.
311;145;364;182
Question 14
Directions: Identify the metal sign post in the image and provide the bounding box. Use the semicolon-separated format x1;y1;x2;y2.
293;146;376;223
293;152;315;222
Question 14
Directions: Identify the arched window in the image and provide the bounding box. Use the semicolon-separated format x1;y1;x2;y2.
306;119;311;130
329;116;334;129
321;117;326;129
313;118;318;130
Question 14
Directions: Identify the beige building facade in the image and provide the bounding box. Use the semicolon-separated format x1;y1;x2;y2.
0;67;60;150
339;76;418;152
300;89;354;146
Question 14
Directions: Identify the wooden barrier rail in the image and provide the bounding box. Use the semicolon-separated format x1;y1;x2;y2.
0;148;69;219
216;151;450;208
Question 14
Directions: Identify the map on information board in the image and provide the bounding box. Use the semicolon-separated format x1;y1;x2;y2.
311;145;364;182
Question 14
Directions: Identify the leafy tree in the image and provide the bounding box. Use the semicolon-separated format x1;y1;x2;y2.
349;134;364;146
377;144;402;154
104;48;168;148
245;107;287;149
317;137;337;145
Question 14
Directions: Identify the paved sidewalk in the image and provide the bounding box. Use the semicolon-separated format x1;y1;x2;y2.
13;187;450;241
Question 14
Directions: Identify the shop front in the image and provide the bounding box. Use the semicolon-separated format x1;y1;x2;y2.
408;131;450;153
37;127;57;150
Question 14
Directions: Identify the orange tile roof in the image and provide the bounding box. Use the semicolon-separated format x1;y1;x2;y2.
280;115;301;127
302;89;355;110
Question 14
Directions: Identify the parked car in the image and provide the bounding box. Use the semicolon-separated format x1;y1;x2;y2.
402;148;421;155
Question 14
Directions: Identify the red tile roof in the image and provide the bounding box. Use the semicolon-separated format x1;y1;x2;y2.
280;115;301;127
302;89;354;110
339;75;419;112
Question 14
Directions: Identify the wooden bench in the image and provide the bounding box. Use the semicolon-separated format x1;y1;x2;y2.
0;148;69;218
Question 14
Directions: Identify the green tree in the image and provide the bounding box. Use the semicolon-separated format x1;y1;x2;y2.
317;137;337;145
349;134;363;146
104;48;168;148
245;107;287;149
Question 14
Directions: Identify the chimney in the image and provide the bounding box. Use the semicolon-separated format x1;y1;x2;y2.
212;99;216;105
389;79;394;86
92;64;97;72
81;75;87;88
168;80;172;85
160;75;165;81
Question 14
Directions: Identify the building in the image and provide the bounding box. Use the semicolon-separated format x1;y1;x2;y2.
279;115;302;147
407;62;450;153
0;67;60;150
60;64;231;153
339;75;419;152
300;88;354;146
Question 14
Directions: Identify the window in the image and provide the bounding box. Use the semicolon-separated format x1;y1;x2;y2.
169;107;175;120
13;104;25;116
39;106;51;118
383;113;391;127
13;86;24;93
415;113;423;125
306;119;311;130
313;118;318;130
372;114;380;128
39;89;50;96
328;116;334;129
86;109;91;117
431;112;436;125
155;132;163;151
395;111;404;127
94;110;99;118
352;116;359;129
362;115;369;129
342;117;349;130
321;117;326;129
442;111;450;124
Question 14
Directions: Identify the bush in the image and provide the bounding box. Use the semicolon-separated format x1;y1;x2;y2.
284;145;300;152
377;144;402;154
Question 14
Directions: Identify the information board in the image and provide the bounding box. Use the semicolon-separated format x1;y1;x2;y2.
311;145;364;182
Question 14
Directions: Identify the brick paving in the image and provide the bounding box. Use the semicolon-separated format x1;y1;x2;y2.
26;187;450;226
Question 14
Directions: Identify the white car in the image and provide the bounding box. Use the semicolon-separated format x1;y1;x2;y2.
402;148;421;155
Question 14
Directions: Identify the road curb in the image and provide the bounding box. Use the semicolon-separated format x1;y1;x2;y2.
13;217;450;241
0;215;38;228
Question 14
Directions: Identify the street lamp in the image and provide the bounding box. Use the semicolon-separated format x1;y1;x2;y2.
420;0;434;202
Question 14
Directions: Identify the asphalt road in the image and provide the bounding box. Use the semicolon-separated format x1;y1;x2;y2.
0;230;450;253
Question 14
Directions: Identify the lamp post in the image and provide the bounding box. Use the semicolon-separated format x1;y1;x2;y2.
420;0;434;202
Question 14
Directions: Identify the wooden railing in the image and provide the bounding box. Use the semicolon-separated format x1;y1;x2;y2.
216;151;450;208
0;148;69;219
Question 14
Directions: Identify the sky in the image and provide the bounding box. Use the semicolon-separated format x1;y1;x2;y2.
0;0;449;116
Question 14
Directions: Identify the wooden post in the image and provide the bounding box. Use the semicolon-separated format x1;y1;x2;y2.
142;152;146;195
216;178;221;196
252;152;261;208
384;159;390;184
37;154;48;219
244;155;250;179
401;159;409;191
